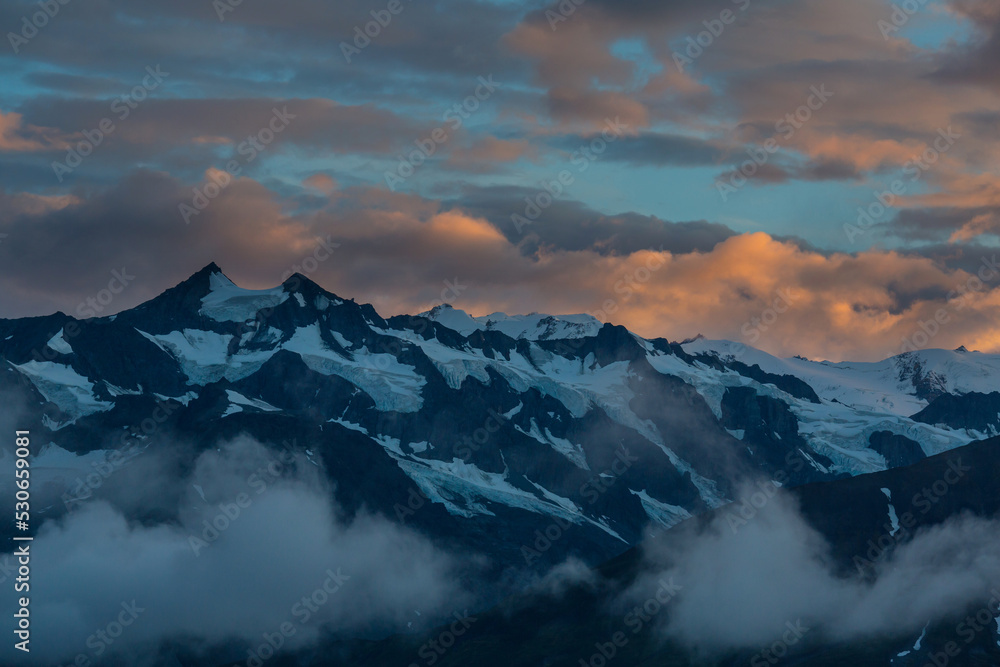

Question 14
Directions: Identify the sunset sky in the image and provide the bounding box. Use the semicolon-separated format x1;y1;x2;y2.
1;0;999;360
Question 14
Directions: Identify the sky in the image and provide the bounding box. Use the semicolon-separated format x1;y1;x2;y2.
0;0;999;360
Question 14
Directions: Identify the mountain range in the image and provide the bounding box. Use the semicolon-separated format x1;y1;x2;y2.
3;264;1000;666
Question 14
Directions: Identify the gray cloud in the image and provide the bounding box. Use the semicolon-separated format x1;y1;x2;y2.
0;437;473;665
450;185;737;256
626;490;1000;653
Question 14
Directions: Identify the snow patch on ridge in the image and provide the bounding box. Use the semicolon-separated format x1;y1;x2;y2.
222;390;281;416
11;360;112;425
285;324;425;413
515;418;590;469
631;489;693;529
423;305;603;340
46;329;73;355
136;329;271;384
199;271;289;323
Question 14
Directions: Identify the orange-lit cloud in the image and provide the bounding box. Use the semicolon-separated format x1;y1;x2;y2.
0;110;71;152
304;173;338;194
7;170;997;363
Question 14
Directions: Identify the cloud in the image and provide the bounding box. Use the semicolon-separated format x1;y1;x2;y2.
0;437;472;665
627;490;1000;653
0;110;71;152
5;172;1000;360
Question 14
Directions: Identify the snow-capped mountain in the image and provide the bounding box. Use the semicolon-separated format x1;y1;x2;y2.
3;264;999;570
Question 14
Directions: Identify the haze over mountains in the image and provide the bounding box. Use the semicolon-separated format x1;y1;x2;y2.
1;265;999;665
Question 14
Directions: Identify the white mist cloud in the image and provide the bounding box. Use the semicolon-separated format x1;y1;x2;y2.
0;438;474;665
628;490;1000;653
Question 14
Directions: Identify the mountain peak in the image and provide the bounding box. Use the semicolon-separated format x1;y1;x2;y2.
281;272;325;294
